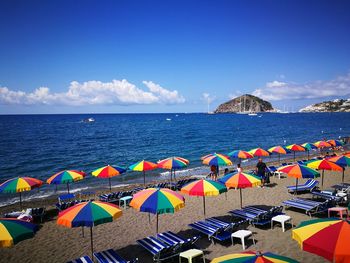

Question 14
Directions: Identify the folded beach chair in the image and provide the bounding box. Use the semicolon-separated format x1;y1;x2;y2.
287;179;319;193
282;197;330;217
94;249;138;263
67;255;93;263
188;220;231;243
297;160;304;165
137;236;178;262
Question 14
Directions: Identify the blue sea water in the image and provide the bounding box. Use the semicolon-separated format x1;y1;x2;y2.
0;112;349;206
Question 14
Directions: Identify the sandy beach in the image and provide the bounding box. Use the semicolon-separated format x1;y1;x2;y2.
0;155;348;263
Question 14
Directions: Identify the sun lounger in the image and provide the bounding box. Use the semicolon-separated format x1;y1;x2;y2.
156;231;199;250
188;221;231;243
94;249;138;263
287;179;319;193
137;236;178;262
282;198;331;216
311;190;345;203
67;256;93;263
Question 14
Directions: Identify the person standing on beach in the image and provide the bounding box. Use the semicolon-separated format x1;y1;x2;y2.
210;165;218;180
237;163;243;173
256;158;267;186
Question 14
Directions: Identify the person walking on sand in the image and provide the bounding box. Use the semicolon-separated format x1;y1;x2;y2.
256;158;267;186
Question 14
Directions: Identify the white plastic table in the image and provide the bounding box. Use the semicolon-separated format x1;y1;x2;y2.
231;230;255;250
119;196;133;209
271;215;292;232
179;249;205;263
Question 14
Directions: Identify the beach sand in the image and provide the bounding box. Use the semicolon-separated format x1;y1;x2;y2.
0;156;348;263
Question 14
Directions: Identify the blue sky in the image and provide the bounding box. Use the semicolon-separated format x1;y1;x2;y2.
1;0;350;113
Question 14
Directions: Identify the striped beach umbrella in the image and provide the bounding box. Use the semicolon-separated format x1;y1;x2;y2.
211;251;299;263
314;140;332;148
327;139;344;147
181;179;227;216
327;155;350;182
0;177;43;209
292;218;350;262
248;148;270;157
219;172;261;208
47;170;86;193
157;157;189;181
286;144;305;161
307;159;343;187
268;146;288;164
129;160;157;186
130;188;185;233
278;164;320;193
57;201;122;258
92;165;126;191
0;218;38;248
302;143;317;160
202;153;232;166
228;150;254;164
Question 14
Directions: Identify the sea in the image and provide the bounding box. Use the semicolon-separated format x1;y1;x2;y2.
0;112;349;206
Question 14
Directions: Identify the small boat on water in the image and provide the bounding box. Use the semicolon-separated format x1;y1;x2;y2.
248;113;258;116
166;118;171;121
82;117;95;123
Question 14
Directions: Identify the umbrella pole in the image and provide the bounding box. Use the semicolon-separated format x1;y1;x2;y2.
55;185;57;192
342;167;345;183
307;150;310;160
109;178;112;191
67;183;70;194
82;226;84;237
295;178;298;195
322;170;324;188
278;154;280;164
156;213;159;234
19;192;22;210
173;169;176;180
240;188;242;208
294;152;296;161
90;226;94;260
203;196;206;216
143;171;146;186
148;213;151;224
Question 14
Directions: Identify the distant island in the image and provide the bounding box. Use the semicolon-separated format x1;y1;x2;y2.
214;94;275;113
299;98;350;112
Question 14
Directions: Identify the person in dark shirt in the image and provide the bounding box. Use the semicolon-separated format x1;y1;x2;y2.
256;158;267;186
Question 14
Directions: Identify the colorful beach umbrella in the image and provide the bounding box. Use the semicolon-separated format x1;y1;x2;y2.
286;144;305;161
181;179;227;216
47;170;86;193
202;153;233;166
302;143;317;160
130;188;185;233
314;140;332;148
277;164;320;193
248;148;270;157
228;150;254;164
57;201;122;258
327;139;344;147
157;156;189;181
92;165;126;191
0;177;43;209
268;146;287;164
328;155;350;182
292;218;350;262
211;251;299;263
0;218;38;248
307;159;343;187
219;172;261;208
129;160;157;186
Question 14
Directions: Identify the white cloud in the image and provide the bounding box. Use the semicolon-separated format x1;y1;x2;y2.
0;80;185;106
142;81;185;104
253;72;350;101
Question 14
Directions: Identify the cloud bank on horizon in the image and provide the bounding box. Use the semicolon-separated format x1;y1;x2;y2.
0;80;185;106
253;71;350;101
